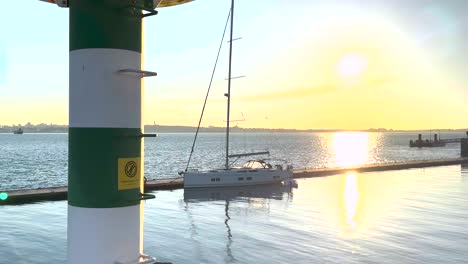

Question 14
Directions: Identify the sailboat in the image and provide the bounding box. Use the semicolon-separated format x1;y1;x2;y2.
182;0;293;188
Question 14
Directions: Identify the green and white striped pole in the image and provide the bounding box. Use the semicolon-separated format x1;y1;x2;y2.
38;1;194;262
50;0;195;263
68;0;146;262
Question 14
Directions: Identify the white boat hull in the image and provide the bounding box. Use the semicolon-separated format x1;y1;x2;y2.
184;168;293;188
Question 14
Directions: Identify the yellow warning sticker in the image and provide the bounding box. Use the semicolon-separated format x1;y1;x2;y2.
118;157;141;190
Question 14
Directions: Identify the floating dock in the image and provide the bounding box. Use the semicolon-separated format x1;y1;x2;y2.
2;158;468;205
410;132;468;148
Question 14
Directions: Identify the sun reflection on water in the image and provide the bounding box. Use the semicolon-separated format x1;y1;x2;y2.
297;159;436;241
330;132;375;167
344;173;360;231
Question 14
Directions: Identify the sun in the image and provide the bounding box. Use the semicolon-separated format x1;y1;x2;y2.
336;53;368;79
334;53;369;88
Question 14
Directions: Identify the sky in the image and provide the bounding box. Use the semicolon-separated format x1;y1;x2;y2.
0;0;466;130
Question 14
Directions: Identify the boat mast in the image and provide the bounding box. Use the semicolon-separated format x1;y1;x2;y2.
225;0;234;169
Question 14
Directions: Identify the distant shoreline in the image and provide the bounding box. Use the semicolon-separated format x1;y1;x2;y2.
0;124;466;134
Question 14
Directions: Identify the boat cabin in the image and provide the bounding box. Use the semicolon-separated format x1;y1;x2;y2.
242;160;273;169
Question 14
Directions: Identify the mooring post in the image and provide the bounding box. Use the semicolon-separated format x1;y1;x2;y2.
68;1;148;263
66;0;193;263
461;138;468;158
36;1;194;263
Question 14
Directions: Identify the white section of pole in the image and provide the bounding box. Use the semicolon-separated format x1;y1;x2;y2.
69;49;142;128
68;205;141;264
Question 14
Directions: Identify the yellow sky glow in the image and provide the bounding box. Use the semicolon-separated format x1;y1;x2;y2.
145;9;466;130
2;3;466;129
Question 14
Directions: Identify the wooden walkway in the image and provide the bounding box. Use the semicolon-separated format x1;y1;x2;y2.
2;158;467;205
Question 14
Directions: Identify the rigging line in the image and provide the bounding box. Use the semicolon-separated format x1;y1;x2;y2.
229;156;240;167
184;9;232;172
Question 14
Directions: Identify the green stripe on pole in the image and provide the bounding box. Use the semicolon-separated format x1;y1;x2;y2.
69;0;142;52
68;128;142;208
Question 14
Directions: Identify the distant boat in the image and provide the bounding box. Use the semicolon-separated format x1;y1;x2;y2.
409;133;445;148
13;127;24;134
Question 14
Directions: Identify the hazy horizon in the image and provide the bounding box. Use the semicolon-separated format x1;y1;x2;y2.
1;122;467;132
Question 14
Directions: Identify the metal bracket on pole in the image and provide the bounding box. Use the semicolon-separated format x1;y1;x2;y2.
38;0;69;7
118;194;155;204
118;134;157;138
140;193;156;200
118;69;157;78
126;5;159;17
139;134;158;138
115;253;161;264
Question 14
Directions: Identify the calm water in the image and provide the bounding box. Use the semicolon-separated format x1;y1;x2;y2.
0;132;464;191
1;165;467;263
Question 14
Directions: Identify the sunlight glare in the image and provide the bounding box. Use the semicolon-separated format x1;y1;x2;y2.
336;53;369;88
344;173;360;230
337;53;368;78
332;132;370;167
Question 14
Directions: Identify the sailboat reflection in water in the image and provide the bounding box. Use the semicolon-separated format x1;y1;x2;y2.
184;183;296;202
183;183;297;262
180;0;294;188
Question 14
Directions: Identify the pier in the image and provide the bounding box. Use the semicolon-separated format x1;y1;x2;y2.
410;132;468;148
2;157;468;205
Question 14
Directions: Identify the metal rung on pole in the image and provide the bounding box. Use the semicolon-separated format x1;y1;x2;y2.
118;69;157;78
